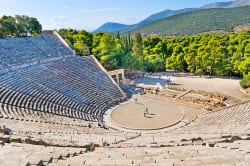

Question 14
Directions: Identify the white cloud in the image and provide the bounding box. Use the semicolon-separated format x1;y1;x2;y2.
40;16;73;30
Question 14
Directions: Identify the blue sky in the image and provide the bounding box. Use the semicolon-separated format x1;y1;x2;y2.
1;0;232;31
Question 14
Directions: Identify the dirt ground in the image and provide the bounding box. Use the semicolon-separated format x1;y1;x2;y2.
167;74;250;102
111;95;203;130
111;72;250;130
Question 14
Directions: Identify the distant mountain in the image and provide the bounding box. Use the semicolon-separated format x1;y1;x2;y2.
201;0;250;8
93;0;250;33
94;22;131;33
227;0;250;7
93;8;195;33
201;2;233;9
136;8;196;26
130;6;250;36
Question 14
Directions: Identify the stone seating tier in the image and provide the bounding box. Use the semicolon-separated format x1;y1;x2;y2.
0;33;74;71
0;55;124;121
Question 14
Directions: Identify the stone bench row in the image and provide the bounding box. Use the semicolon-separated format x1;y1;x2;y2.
194;101;250;126
0;34;73;69
0;88;101;121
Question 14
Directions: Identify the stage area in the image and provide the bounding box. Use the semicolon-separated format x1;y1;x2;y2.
111;95;203;130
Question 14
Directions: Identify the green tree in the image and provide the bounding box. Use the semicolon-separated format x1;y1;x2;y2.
23;16;42;36
92;33;122;70
238;57;250;76
73;30;93;55
122;53;143;71
58;29;78;47
240;72;250;88
132;32;144;60
0;15;16;37
0;15;42;37
184;44;199;73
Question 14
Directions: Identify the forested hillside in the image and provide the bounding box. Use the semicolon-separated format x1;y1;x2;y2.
131;6;250;36
94;1;250;33
1;14;249;89
59;29;250;88
164;32;250;88
93;8;195;33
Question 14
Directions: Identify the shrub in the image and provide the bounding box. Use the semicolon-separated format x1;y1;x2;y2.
240;73;250;88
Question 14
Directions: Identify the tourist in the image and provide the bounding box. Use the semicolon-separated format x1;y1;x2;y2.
98;121;102;127
88;123;92;128
3;125;11;135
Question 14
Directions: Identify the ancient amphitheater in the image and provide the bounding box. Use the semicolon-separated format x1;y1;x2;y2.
0;31;250;166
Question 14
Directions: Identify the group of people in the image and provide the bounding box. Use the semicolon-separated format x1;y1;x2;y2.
1;125;12;135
